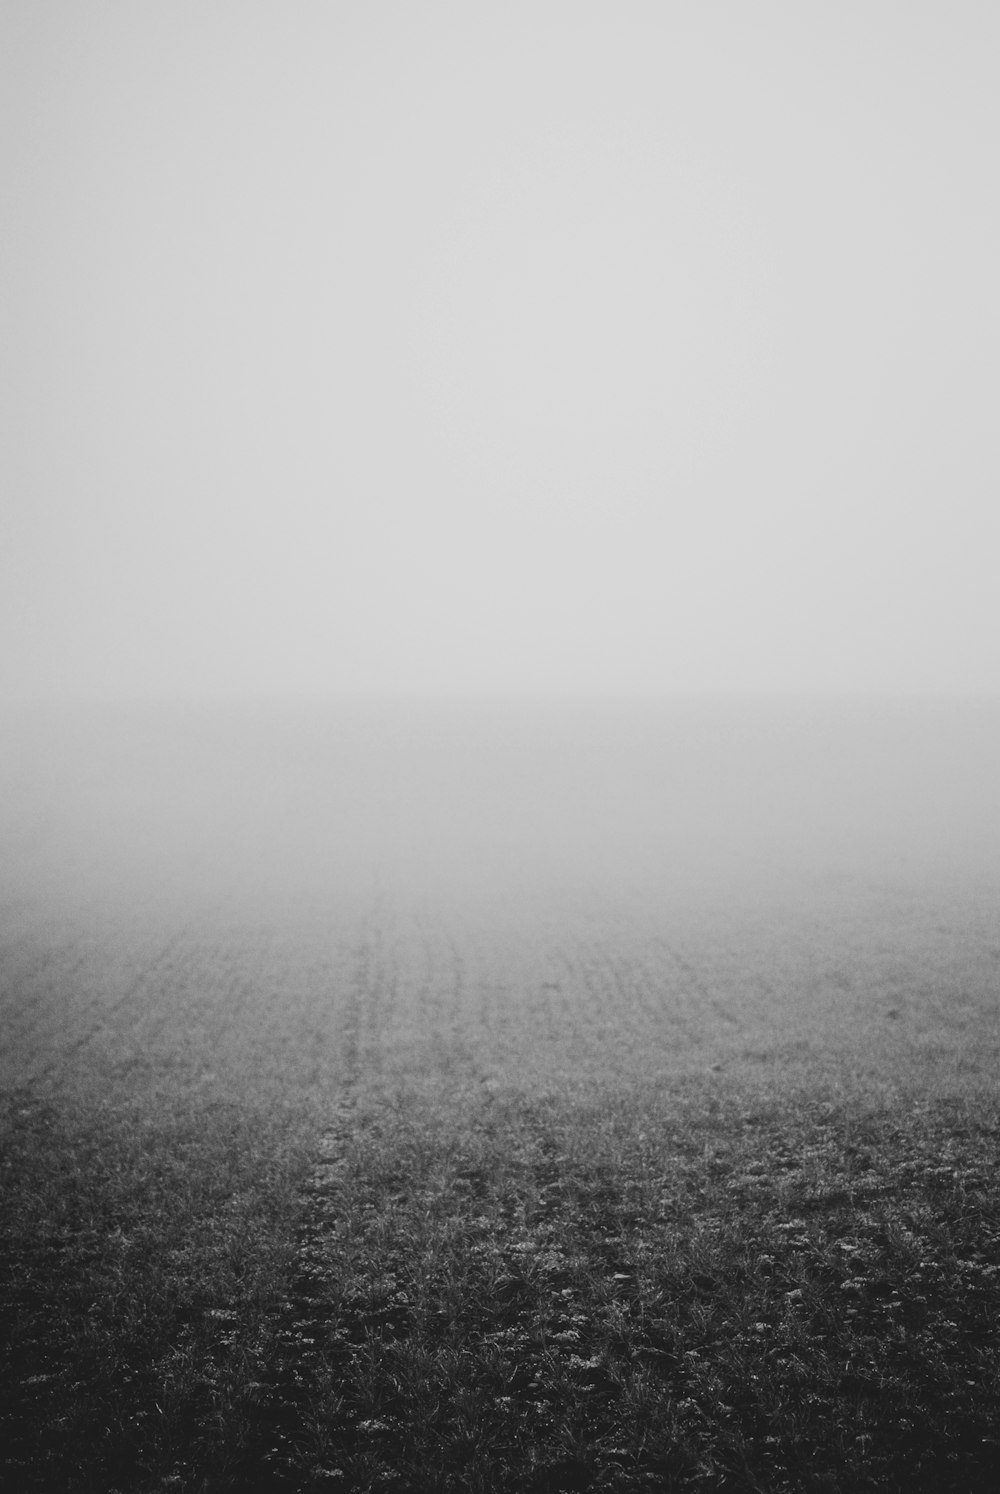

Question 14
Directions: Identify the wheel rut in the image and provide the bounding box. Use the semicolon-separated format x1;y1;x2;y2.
240;907;380;1487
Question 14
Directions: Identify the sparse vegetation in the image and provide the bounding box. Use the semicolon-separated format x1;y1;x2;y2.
235;1077;1000;1492
5;1061;999;1490
1;1090;314;1491
2;702;999;1490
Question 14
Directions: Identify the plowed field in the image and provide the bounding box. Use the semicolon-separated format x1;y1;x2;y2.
2;700;998;1491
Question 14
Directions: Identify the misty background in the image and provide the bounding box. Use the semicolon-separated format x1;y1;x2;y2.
3;0;998;703
2;4;998;934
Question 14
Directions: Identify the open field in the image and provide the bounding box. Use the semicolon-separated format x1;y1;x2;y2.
2;699;999;1491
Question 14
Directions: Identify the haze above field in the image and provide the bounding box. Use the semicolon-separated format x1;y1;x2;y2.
3;1;999;702
2;698;997;937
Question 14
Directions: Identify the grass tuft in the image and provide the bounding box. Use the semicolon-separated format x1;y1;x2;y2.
229;1077;1000;1493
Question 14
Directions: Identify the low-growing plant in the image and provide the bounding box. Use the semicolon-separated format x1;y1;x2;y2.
227;1076;1000;1493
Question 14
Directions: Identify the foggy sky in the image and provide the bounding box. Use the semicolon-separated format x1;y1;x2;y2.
3;1;999;701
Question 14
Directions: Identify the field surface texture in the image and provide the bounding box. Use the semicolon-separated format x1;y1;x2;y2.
1;700;999;1492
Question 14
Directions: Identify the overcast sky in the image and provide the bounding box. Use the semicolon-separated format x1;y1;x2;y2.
3;1;998;701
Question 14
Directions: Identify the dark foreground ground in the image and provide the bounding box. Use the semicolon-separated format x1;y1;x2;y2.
2;698;998;1491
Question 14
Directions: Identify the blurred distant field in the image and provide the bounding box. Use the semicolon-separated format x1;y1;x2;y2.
2;699;999;1491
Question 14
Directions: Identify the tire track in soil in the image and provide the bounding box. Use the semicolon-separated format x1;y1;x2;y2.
241;903;371;1488
244;898;497;1486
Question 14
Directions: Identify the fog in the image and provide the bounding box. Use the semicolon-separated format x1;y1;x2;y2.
3;7;999;930
3;2;999;703
3;698;998;942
